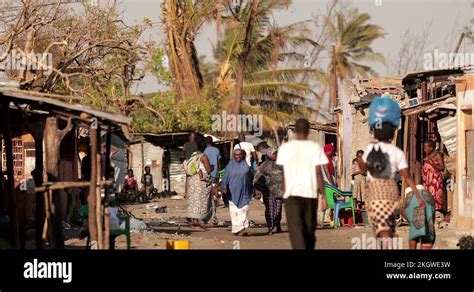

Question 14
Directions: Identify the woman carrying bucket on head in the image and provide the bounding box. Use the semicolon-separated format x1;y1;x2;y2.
360;96;423;249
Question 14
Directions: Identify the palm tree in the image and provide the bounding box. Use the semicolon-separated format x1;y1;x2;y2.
212;0;325;143
324;8;385;80
160;0;219;103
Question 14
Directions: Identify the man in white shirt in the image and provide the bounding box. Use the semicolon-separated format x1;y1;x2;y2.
276;118;328;249
234;133;258;169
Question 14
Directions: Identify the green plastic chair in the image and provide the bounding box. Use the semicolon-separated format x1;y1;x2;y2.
218;169;225;181
323;183;355;228
110;214;131;250
80;205;131;249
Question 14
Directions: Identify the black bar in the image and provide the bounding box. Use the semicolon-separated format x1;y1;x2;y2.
0;250;472;289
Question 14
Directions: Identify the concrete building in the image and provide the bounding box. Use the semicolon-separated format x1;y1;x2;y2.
454;74;474;230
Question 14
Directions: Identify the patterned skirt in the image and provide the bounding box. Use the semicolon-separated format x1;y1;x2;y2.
186;174;212;221
366;178;400;236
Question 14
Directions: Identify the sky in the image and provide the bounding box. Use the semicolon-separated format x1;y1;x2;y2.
120;0;472;94
2;0;470;94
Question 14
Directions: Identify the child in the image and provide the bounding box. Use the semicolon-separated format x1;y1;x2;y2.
351;150;367;210
123;170;138;192
141;166;155;199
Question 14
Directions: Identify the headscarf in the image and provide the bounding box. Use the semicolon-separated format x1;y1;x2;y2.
323;144;335;153
222;158;253;208
324;144;335;176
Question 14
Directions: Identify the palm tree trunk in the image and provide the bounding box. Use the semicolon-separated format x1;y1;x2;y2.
232;61;246;116
163;0;204;103
231;0;260;117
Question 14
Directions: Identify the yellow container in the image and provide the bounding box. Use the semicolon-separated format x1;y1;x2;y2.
166;240;190;249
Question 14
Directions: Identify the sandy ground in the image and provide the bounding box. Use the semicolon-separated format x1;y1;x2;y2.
64;197;458;250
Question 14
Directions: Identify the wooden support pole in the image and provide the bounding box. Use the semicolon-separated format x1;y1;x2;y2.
24;116;46;250
96;152;103;249
402;116;409;199
42;135;50;246
34;140;45;250
104;129;112;249
2;100;20;249
42;190;51;242
88;119;98;248
105;130;112;178
43;116;71;249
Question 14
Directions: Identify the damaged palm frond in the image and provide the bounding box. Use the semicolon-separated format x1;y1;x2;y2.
210;0;324;136
324;7;385;80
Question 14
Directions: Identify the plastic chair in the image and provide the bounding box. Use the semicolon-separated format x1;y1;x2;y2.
81;205;131;249
110;214;131;250
218;169;225;181
323;183;355;228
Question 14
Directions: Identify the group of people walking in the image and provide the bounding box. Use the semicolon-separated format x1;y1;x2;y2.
183;132;283;236
181;95;446;250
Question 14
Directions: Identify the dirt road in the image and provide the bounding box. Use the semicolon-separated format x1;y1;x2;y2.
65;197;457;250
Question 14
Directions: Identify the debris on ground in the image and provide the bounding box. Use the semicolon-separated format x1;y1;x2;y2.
155;191;178;199
217;221;231;227
248;220;266;228
146;204;158;210
148;218;189;227
170;195;185;200
212;237;225;244
155;206;168;213
124;218;147;231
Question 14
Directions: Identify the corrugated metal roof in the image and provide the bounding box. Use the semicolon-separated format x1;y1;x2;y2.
402;68;465;85
0;89;132;125
437;116;457;157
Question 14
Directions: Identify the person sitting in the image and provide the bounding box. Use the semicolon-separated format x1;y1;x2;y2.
122;169;138;200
